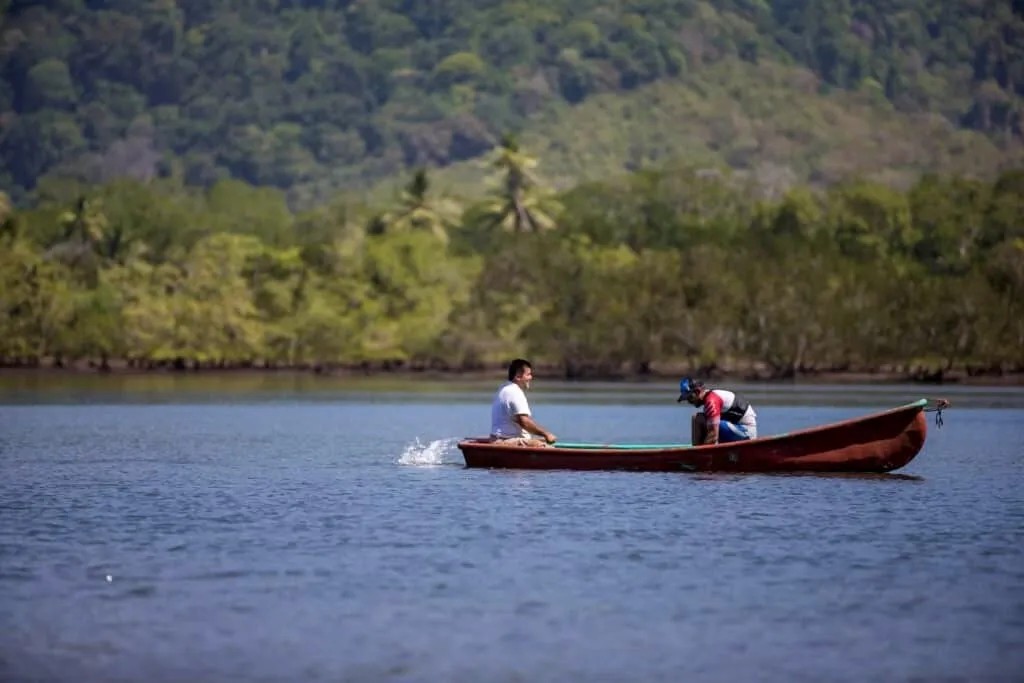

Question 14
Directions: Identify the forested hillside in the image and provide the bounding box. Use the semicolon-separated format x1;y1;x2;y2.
1;0;1022;206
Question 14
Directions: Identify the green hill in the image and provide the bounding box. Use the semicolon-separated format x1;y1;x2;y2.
1;0;1022;206
373;58;1024;202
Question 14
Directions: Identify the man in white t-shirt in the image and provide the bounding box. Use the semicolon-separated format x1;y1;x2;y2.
489;358;557;447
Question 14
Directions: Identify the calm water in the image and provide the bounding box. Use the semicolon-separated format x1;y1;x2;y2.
1;376;1022;683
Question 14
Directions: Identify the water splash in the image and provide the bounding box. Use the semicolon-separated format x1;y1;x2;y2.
397;437;460;466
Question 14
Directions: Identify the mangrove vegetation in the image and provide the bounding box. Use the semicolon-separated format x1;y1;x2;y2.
1;138;1022;381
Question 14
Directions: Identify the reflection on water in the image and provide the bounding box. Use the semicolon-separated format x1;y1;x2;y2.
759;471;927;482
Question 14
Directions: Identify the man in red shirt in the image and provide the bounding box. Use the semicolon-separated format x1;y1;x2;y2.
677;378;758;444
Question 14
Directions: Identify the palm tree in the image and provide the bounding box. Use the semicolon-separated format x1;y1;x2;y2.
373;168;462;244
479;133;561;233
58;196;107;249
47;196;109;285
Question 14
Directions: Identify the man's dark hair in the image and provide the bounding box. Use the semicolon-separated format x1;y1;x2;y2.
508;358;532;381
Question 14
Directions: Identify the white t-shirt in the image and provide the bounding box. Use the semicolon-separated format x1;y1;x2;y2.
490;381;531;438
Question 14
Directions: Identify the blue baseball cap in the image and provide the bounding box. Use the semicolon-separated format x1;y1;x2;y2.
677;377;701;402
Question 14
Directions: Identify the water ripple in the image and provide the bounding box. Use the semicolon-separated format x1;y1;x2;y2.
0;398;1021;683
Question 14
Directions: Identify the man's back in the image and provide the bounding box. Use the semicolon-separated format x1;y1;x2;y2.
706;389;757;428
491;381;531;438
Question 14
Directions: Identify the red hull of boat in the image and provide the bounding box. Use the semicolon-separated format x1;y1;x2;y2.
457;401;930;473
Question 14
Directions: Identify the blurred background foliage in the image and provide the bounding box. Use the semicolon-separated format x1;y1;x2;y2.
1;0;1022;206
2;146;1022;379
1;1;1022;379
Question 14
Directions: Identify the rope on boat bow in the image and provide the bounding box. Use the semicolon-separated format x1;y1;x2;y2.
924;398;951;428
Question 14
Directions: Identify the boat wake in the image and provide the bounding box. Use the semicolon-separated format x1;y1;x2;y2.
397;437;461;467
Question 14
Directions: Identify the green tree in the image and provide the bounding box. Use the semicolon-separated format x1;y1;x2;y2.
205;179;294;247
358;231;475;363
0;240;73;364
47;196;108;287
476;134;561;234
23;59;77;111
908;174;987;274
827;181;917;261
432;51;486;88
59;283;123;371
372;168;462;244
174;233;264;365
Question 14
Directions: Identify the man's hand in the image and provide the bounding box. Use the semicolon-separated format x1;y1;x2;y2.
515;414;556;444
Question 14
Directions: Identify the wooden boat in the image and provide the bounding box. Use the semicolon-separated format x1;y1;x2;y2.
457;399;947;474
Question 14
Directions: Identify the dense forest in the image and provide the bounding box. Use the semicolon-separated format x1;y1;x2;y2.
1;1;1022;381
1;0;1023;206
1;137;1022;380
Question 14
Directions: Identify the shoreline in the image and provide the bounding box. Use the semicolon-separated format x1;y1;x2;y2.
2;361;1023;386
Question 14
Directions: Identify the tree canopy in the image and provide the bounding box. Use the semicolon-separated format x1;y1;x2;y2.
2;151;1022;381
1;0;1022;205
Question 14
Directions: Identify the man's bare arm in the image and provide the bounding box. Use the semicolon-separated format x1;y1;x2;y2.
705;422;719;445
514;414;557;443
